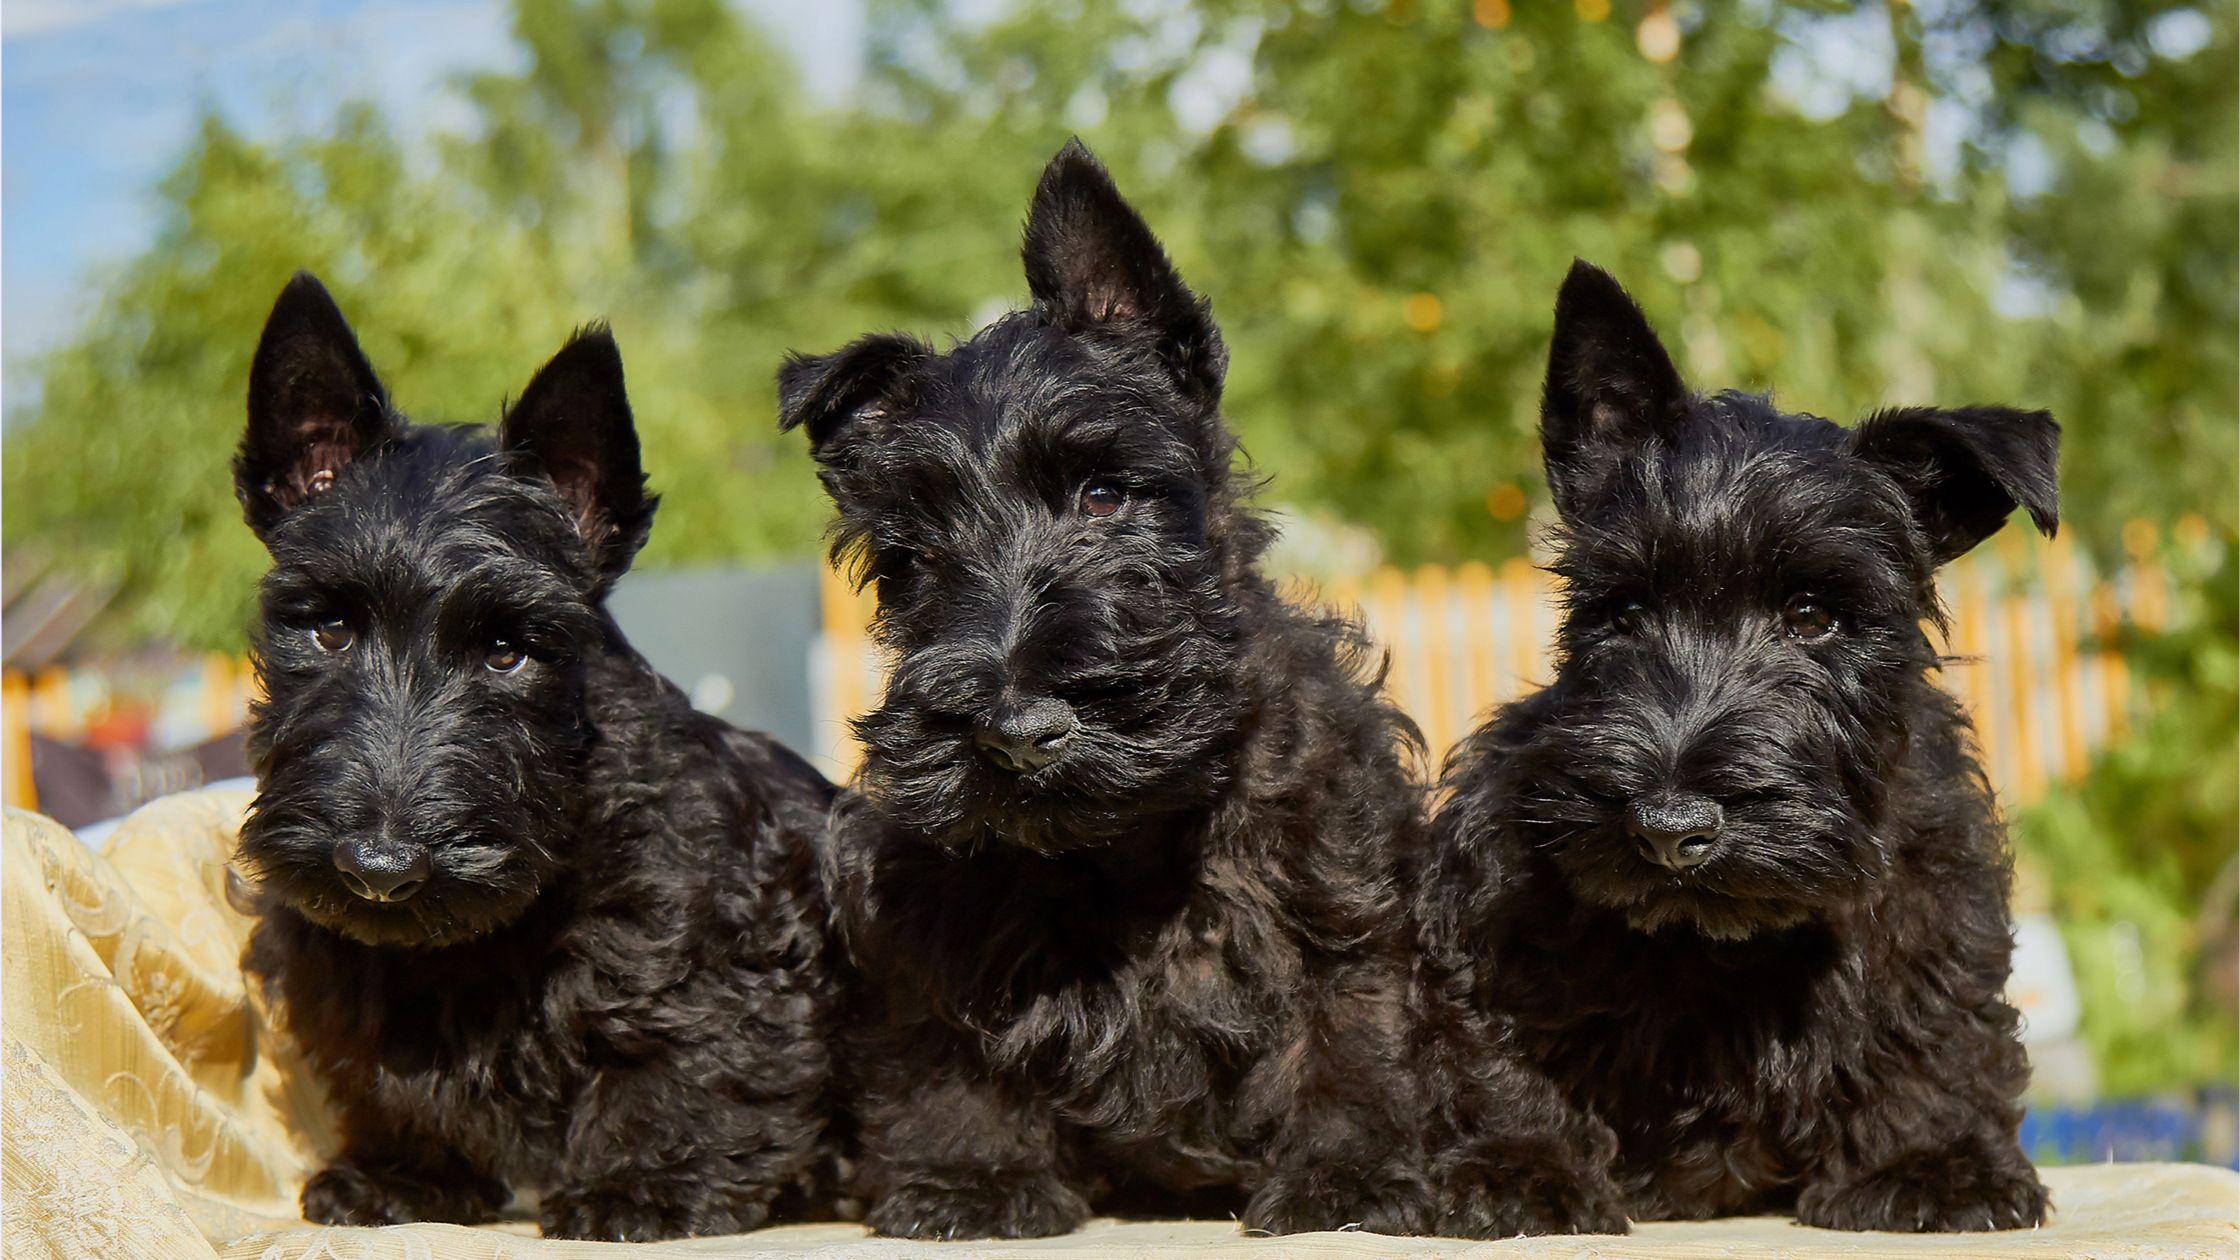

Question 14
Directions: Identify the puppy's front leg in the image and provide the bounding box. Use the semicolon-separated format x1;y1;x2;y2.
542;1059;816;1241
1797;1117;2047;1232
1795;1023;2047;1233
302;1107;509;1226
1423;1042;1630;1237
1243;966;1438;1236
858;1032;1087;1240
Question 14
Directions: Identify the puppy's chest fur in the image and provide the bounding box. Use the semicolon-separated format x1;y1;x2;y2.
250;903;589;1179
1494;910;1849;1213
1493;845;2013;1219
858;825;1299;1165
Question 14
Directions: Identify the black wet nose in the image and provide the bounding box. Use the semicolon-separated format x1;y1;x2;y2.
333;838;431;903
1626;793;1724;871
974;697;1078;774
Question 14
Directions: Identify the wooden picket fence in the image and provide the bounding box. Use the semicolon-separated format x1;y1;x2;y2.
809;533;2168;801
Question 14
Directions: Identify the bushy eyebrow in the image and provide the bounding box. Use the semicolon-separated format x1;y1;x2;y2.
431;573;593;651
1009;403;1196;488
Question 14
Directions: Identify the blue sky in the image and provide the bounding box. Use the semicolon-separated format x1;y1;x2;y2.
1;0;862;408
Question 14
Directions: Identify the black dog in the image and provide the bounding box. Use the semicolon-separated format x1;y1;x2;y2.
234;274;840;1241
778;140;1617;1241
1425;261;2056;1232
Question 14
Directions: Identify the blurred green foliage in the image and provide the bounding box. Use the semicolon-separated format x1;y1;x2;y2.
1;0;2233;1087
2021;532;2239;1095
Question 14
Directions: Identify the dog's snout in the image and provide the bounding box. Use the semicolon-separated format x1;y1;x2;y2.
333;836;432;903
974;697;1078;774
1626;792;1724;871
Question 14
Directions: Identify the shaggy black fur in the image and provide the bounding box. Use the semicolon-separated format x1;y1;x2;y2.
233;274;841;1242
1425;261;2058;1232
778;140;1617;1241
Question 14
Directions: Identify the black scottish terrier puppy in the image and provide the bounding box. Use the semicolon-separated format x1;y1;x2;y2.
234;274;840;1241
778;140;1615;1241
1425;261;2057;1232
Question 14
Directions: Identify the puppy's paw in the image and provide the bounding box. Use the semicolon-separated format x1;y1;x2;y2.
865;1171;1089;1240
1798;1142;2048;1233
301;1165;413;1227
540;1183;770;1242
1244;1167;1437;1236
301;1161;506;1227
1431;1141;1630;1238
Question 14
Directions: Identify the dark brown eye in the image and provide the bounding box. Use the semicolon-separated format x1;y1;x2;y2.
485;640;526;674
1077;479;1125;518
1782;595;1836;642
1611;601;1648;635
310;620;354;652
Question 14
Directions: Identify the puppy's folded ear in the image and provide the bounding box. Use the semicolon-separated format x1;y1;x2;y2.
1852;405;2060;564
777;333;932;461
1022;137;1227;403
1540;260;1689;521
499;327;656;586
238;272;396;537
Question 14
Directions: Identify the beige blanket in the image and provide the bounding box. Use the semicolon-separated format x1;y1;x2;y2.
6;789;2235;1259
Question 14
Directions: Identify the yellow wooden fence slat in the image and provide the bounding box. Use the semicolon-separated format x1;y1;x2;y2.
2;670;34;811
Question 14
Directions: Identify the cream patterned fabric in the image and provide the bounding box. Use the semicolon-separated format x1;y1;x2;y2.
4;789;2236;1259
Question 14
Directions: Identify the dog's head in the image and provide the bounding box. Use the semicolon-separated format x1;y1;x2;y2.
1501;261;2059;940
233;273;655;946
780;140;1260;854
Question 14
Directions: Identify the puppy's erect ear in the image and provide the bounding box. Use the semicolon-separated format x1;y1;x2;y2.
1540;260;1689;521
237;272;395;536
776;333;932;460
1022;137;1227;402
499;327;656;585
1851;405;2060;564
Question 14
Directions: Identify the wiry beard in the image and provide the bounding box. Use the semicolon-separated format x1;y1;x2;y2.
234;800;562;947
853;679;1238;856
237;697;584;949
1492;698;1892;943
850;543;1248;854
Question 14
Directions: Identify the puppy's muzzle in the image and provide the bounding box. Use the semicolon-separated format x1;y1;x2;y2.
1626;791;1724;871
333;836;432;903
974;697;1078;774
